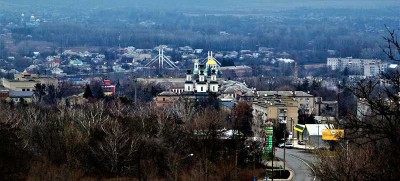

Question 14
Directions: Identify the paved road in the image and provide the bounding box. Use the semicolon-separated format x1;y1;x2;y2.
275;148;318;181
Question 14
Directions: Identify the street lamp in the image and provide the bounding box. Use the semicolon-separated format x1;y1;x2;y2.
175;153;194;181
290;117;294;142
283;130;286;171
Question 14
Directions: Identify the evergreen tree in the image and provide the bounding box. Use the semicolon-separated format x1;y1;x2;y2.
95;85;105;99
44;84;57;104
83;84;93;99
33;83;46;103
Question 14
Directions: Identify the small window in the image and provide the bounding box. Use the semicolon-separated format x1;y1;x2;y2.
27;89;30;91
201;87;203;91
163;98;166;101
22;89;25;91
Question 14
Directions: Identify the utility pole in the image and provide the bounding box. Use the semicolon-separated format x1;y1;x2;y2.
318;124;320;148
272;126;274;181
290;118;294;141
283;130;286;171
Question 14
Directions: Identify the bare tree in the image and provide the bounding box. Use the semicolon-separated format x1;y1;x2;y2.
314;28;400;181
89;119;139;176
75;101;110;134
382;25;400;61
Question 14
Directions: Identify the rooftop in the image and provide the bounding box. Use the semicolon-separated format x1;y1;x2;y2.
257;91;313;97
9;90;33;98
219;65;251;70
158;91;180;96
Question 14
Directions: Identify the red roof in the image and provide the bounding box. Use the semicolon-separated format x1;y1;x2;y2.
103;80;111;86
52;60;62;64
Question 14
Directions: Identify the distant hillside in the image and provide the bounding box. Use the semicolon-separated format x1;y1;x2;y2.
1;0;399;13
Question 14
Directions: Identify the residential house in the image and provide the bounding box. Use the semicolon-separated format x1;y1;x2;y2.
156;91;181;107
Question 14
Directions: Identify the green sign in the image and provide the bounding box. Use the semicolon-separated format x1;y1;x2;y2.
264;126;274;155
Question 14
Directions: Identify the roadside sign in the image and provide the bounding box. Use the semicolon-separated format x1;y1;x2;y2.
322;129;344;140
264;124;274;155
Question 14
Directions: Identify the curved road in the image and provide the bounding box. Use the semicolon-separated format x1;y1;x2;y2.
275;148;318;181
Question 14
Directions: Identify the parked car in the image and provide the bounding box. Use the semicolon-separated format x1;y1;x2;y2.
285;142;294;149
278;142;293;148
298;140;305;145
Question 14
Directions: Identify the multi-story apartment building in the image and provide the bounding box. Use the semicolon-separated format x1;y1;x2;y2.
327;57;387;76
364;62;389;77
252;95;299;139
251;91;328;140
257;91;318;115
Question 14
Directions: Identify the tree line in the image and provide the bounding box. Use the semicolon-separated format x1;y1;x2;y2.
0;97;261;180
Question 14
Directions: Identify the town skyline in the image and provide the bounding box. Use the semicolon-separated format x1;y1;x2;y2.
1;0;400;180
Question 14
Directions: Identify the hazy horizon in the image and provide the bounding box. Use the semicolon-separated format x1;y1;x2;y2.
1;0;399;12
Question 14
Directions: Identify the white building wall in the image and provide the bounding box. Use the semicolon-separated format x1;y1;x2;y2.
195;84;208;92
327;57;384;74
364;62;388;77
327;58;339;70
210;84;218;92
185;84;193;92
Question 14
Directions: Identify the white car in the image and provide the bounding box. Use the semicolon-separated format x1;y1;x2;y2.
278;142;294;148
285;142;294;149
